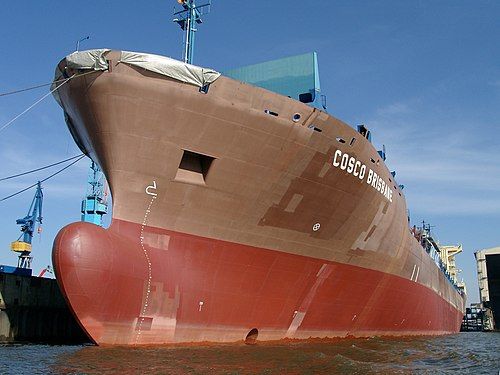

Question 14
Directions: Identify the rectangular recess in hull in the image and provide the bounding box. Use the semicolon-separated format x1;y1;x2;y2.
174;150;215;185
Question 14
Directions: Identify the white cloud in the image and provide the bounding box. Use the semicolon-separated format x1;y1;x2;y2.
405;191;500;215
367;100;500;216
375;102;412;116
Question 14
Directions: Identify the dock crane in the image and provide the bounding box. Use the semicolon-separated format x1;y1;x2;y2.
10;181;43;269
81;160;108;226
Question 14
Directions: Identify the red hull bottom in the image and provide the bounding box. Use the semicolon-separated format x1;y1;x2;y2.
52;220;463;345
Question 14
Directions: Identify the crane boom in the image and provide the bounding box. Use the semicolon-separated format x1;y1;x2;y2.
10;181;43;269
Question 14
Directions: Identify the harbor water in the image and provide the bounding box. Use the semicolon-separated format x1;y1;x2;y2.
0;332;498;374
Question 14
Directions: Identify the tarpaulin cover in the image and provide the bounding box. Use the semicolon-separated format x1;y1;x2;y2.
119;51;220;87
66;49;111;71
54;49;220;88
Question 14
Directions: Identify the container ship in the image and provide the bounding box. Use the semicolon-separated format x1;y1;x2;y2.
51;2;466;345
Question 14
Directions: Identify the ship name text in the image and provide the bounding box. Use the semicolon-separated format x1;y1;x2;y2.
332;149;393;202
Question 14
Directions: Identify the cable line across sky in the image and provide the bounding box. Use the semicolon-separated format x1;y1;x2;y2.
0;154;84;182
0;155;86;202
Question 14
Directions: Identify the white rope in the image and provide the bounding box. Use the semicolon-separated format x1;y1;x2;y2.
0;70;98;134
0;76;74;133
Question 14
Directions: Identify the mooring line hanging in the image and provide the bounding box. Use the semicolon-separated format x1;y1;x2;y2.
0;70;97;133
0;155;86;202
0;76;73;133
0;154;84;182
0;77;70;97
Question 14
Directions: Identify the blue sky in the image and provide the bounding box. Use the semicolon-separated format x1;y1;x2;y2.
0;1;498;303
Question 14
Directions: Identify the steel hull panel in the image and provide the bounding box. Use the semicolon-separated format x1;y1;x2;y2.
53;220;463;345
52;51;466;345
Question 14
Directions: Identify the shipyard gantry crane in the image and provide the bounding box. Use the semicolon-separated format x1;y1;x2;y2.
10;181;43;269
81;160;108;226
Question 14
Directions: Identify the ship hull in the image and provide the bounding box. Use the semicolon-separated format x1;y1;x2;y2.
52;50;465;345
53;220;463;345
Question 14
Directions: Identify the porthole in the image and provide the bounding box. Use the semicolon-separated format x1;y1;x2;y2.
292;113;301;122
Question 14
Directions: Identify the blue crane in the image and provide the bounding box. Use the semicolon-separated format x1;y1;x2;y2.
10;181;43;269
81;160;108;226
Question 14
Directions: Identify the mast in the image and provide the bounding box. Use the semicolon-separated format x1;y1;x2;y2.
173;0;211;64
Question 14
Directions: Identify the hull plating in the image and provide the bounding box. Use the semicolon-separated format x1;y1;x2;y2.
53;51;465;345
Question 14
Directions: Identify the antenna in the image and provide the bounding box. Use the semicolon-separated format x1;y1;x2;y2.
76;36;90;51
173;0;211;64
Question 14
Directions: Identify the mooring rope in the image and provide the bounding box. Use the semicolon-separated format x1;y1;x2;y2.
0;154;84;181
0;70;98;133
0;77;70;97
0;155;86;202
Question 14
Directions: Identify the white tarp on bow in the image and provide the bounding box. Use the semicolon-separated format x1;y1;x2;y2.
58;49;221;88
